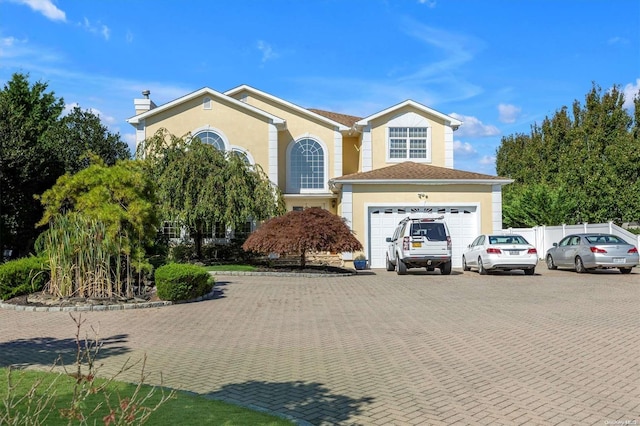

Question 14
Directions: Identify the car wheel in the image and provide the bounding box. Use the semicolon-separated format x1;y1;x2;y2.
546;254;557;270
396;257;407;275
524;267;535;276
575;256;587;273
478;257;488;275
440;261;452;275
462;256;471;271
386;255;395;271
620;267;632;274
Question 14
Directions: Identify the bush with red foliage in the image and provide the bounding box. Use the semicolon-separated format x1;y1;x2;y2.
242;207;363;267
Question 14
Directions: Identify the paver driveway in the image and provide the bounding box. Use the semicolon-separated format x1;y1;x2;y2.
1;267;639;425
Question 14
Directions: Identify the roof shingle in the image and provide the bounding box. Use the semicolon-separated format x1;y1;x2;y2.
333;162;509;182
307;108;362;127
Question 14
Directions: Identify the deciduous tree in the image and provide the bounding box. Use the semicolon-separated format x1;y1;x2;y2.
139;129;285;258
242;207;363;267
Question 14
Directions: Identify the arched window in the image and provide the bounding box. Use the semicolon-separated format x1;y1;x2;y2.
231;149;251;165
289;138;325;192
192;130;224;150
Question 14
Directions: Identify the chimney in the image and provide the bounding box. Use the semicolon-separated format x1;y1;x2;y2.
134;89;156;115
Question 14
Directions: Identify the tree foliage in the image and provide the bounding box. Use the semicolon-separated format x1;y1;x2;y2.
242;207;363;267
139;129;285;258
45;106;130;174
36;158;159;295
0;73;130;256
496;83;640;227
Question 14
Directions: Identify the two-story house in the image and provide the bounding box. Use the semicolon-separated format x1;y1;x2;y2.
127;85;511;268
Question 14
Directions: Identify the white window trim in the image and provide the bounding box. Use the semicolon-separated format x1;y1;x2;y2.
191;125;230;151
385;126;432;163
230;145;255;165
285;134;329;194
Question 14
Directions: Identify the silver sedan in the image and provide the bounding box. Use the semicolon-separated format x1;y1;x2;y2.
462;234;538;275
545;233;639;274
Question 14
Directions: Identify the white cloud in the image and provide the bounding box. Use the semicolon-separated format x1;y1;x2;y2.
417;0;437;7
10;0;66;22
257;40;279;64
450;113;500;137
80;17;110;40
498;103;521;123
480;155;496;165
126;30;134;44
622;79;640;110
608;36;629;45
453;140;477;156
400;21;484;81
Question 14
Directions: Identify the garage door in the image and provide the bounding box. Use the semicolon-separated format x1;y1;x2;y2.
368;206;478;269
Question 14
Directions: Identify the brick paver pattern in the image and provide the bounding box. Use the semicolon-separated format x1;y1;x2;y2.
1;267;639;425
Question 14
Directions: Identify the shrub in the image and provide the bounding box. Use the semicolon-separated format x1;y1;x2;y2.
0;256;49;300
154;263;213;302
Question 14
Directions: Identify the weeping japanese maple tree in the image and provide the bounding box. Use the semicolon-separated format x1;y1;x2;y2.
242;207;363;267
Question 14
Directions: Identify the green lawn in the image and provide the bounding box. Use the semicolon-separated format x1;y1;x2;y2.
0;368;292;425
205;264;257;272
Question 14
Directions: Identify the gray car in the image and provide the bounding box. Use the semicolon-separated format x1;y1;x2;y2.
545;233;639;274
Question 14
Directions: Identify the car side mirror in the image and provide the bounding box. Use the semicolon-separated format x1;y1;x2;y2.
553;242;558;247
385;237;392;243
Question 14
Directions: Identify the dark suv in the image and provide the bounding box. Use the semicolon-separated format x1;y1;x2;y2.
385;216;452;275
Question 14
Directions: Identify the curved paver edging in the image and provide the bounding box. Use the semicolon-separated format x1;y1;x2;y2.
207;270;356;278
0;288;218;313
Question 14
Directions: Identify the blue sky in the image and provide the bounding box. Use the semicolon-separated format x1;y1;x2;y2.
1;0;638;175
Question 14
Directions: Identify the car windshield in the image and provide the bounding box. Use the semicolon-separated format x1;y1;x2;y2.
410;222;447;241
488;235;529;245
585;235;626;244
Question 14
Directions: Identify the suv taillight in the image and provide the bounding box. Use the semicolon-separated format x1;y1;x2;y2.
446;236;451;250
403;236;410;250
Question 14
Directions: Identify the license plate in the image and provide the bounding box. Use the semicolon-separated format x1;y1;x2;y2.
412;242;421;248
613;258;625;263
508;250;520;255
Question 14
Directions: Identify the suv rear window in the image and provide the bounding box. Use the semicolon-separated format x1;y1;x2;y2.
410;222;447;241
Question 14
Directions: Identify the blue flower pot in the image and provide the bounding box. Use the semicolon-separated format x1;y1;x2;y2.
354;260;367;270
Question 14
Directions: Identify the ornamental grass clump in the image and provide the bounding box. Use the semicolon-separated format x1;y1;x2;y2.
154;263;214;302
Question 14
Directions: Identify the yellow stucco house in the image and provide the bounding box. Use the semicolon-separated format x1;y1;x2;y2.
127;85;511;268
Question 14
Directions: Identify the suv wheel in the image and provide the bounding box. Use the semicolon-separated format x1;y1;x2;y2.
385;255;395;271
396;257;408;275
440;261;452;275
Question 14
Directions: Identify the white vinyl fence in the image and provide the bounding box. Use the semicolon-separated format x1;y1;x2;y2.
499;222;640;259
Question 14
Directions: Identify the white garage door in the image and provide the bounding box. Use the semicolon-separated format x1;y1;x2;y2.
368;206;478;269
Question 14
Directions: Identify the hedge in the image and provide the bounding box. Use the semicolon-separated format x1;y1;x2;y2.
154;263;214;302
0;257;49;301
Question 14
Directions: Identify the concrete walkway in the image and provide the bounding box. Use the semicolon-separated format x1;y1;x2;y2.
1;268;639;425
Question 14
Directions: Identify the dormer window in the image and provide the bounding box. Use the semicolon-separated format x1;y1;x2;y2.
389;127;428;159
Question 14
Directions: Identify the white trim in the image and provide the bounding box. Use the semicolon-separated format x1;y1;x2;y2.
268;123;278;186
385;123;432;164
285;134;329;193
230;145;255;165
362;125;373;172
341;184;354;260
333;129;342;178
191;125;230;151
225;84;349;131
127;87;286;128
444;126;454;169
356;99;462;128
492;184;503;233
135;121;146;154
